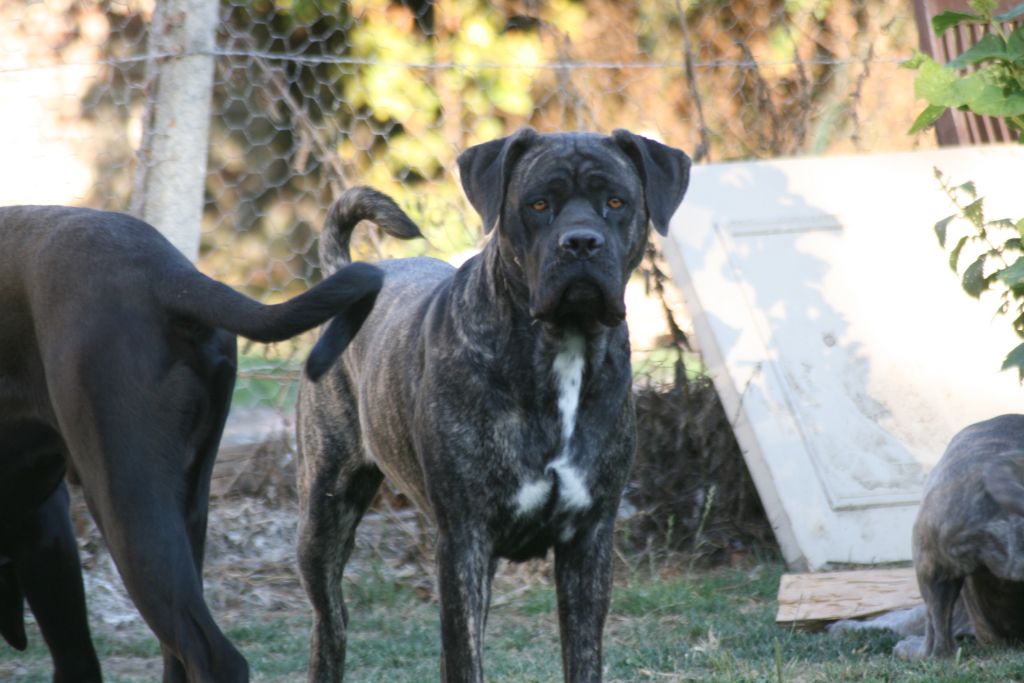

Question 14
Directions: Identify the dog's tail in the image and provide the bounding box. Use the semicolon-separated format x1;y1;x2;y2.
301;187;422;378
158;258;383;381
319;186;422;275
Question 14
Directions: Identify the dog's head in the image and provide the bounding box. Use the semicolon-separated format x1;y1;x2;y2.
458;129;690;329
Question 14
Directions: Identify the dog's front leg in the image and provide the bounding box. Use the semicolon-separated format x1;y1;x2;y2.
554;515;614;682
436;527;496;683
921;575;963;657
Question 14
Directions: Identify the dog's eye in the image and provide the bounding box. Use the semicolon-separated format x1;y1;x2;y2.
531;199;549;212
606;197;624;210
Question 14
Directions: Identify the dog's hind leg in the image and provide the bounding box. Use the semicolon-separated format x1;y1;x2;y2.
11;483;102;681
297;455;382;682
47;324;248;683
73;420;248;683
296;371;387;682
158;332;238;682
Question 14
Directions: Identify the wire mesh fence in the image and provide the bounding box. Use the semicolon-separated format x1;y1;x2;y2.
1;0;930;414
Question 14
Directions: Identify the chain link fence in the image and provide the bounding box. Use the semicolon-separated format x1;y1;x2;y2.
2;0;929;513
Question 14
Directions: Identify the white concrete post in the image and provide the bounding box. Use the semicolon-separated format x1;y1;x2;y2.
132;0;218;262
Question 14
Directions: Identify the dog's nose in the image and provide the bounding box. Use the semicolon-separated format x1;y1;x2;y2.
559;229;604;260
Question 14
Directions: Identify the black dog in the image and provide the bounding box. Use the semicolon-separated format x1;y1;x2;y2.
0;205;384;681
296;129;690;681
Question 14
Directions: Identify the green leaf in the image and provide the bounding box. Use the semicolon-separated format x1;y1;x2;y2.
947;34;1007;69
1009;25;1024;61
1005;237;1023;251
1017;218;1024;235
1001;342;1024;382
901;51;928;70
909;104;947;134
994;3;1024;22
963;198;986;226
935;214;957;247
932;10;984;36
962;256;988;297
953;68;1024;116
996;256;1024;287
971;0;997;20
914;59;962;106
949;235;970;271
957;181;978;198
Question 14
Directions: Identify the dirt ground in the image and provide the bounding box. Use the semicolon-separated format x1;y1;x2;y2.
7;472;551;678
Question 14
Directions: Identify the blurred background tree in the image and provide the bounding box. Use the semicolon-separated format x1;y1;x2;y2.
24;0;916;303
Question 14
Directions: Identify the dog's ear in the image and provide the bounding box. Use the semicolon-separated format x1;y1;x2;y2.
457;128;539;233
983;463;1024;518
611;129;691;236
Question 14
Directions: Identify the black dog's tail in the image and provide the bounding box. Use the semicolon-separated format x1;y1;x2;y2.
156;257;382;382
319;186;422;275
158;260;383;345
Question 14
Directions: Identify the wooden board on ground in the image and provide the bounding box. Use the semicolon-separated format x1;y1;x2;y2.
776;568;920;629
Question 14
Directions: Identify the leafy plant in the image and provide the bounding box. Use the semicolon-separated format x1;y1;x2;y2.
904;0;1024;136
933;169;1024;379
905;0;1024;379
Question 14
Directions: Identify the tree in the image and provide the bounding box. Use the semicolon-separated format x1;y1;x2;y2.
906;0;1024;379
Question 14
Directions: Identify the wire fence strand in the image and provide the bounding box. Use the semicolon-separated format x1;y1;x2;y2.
1;0;932;404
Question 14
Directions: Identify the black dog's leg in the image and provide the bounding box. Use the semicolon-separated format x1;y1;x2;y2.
48;324;247;683
12;483;101;682
436;526;496;683
159;336;238;682
922;574;963;657
554;516;615;683
78;434;247;683
297;464;383;683
0;561;26;651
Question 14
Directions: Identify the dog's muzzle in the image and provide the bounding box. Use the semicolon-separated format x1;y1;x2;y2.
530;229;626;327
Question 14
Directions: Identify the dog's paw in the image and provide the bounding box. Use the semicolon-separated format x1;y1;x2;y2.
826;618;864;636
892;636;927;660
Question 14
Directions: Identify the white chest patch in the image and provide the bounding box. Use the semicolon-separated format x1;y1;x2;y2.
547;333;591;511
546;455;591;511
514;477;553;517
511;333;592;518
552;333;585;443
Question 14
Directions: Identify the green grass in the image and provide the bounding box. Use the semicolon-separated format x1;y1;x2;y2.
8;563;1024;681
630;346;705;384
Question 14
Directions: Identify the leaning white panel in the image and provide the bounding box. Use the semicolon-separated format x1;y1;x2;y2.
660;145;1024;571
